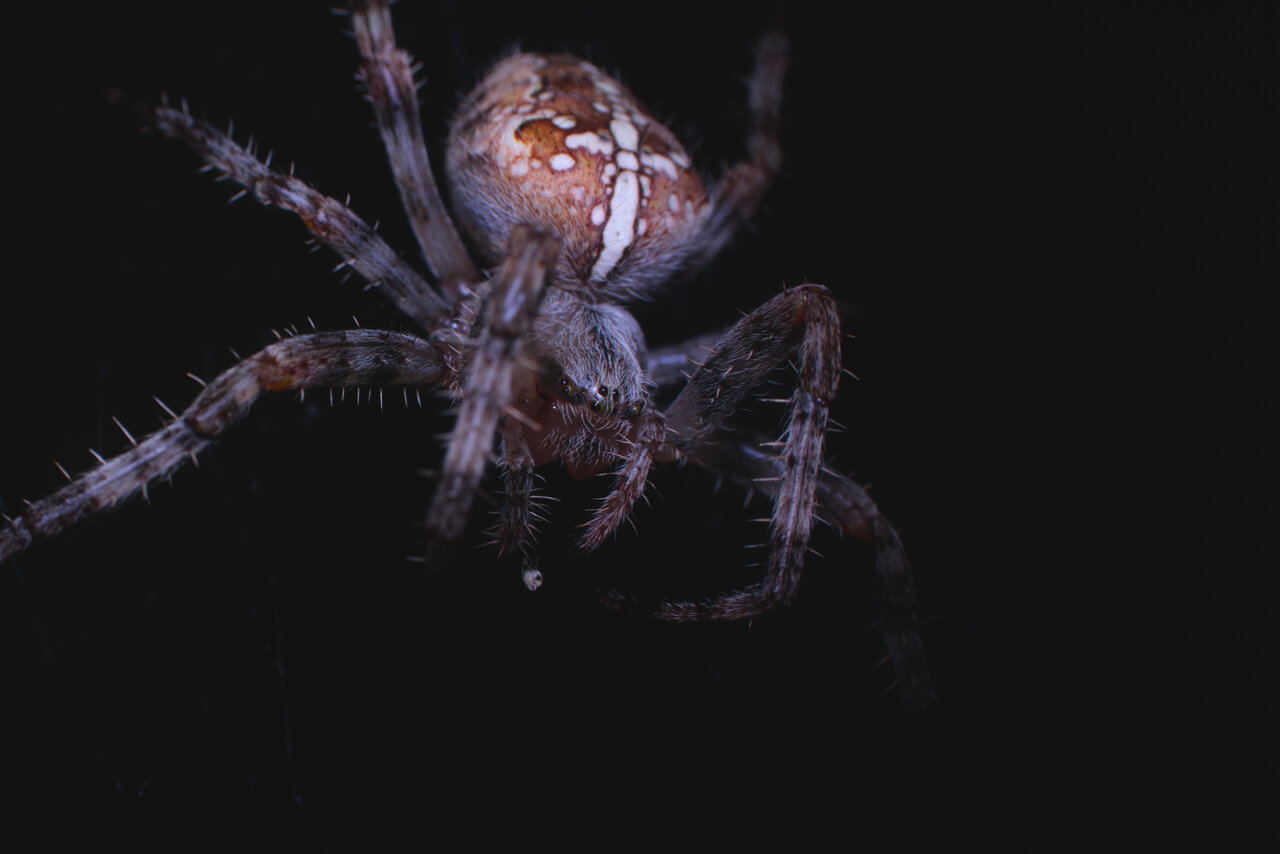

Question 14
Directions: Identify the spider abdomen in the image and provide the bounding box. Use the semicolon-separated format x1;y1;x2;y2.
446;53;708;301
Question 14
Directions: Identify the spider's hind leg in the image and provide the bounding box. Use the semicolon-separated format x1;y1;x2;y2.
684;31;789;273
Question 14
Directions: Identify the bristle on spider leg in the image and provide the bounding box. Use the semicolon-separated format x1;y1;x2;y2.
111;417;138;447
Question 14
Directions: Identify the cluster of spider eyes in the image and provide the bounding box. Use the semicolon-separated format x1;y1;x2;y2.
556;376;644;419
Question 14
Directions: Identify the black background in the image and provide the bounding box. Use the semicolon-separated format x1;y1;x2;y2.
6;0;1257;846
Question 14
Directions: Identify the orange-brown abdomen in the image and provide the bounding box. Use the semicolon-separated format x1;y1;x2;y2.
446;54;708;301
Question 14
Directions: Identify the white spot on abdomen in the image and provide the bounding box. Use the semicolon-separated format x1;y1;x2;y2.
550;153;576;171
565;132;614;156
591;170;639;281
610;118;639;151
641;152;679;178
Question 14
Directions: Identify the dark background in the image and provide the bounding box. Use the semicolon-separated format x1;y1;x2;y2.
15;0;1264;845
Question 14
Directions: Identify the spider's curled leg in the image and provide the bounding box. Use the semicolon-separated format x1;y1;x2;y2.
425;226;559;558
618;284;841;621
350;0;479;300
697;438;937;718
130;98;450;328
0;331;445;566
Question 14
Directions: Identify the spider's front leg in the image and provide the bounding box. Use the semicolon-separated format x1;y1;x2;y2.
598;284;842;621
424;226;560;561
0;332;446;566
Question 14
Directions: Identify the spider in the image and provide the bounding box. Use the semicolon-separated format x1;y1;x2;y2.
3;1;932;713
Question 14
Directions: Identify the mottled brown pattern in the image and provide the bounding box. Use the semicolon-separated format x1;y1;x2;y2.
447;53;709;300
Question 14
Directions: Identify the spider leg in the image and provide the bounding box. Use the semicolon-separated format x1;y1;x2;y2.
129;97;451;329
495;423;545;590
647;331;726;390
694;438;937;718
424;226;559;559
685;32;788;272
578;413;664;552
349;0;479;299
0;331;445;566
604;284;840;621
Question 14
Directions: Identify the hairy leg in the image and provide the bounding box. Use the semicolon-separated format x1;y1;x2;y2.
0;331;445;565
600;284;841;621
349;0;479;300
424;226;559;556
578;412;664;551
494;424;550;591
125;96;451;329
647;331;725;391
684;32;788;272
694;438;937;718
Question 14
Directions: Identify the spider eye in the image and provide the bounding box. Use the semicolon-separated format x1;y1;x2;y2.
620;400;644;420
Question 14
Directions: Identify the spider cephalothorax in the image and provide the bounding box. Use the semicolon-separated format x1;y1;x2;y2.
0;0;932;712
